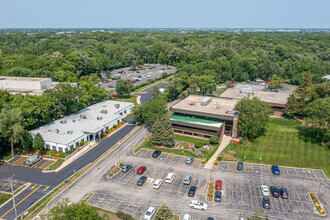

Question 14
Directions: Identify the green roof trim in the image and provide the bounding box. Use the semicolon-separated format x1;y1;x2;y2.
170;114;220;124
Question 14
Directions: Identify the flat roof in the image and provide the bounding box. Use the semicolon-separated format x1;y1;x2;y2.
0;76;51;82
30;100;133;145
219;88;289;105
170;95;238;120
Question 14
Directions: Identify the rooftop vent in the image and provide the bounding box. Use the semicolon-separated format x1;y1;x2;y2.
72;120;76;123
201;97;212;106
80;114;87;119
114;104;120;109
53;129;59;133
97;116;103;120
100;109;108;114
190;103;195;106
67;130;73;134
60;119;67;124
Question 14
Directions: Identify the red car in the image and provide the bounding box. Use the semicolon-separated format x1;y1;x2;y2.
137;166;146;175
215;180;222;190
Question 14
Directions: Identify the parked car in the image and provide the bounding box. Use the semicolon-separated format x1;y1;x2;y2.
183;175;192;185
153;179;163;189
270;186;279;198
165;173;175;183
279;188;289;199
137;166;146;175
215;190;222;202
237;162;244;170
108;85;115;88
144;207;156;220
215;180;222;190
152;150;161;158
167;67;171;69
185;157;194;164
189;200;207;211
260;185;270;196
121;164;132;173
188;186;197;197
137;176;148;186
207;218;214;220
161;68;166;70
183;214;191;220
262;197;270;209
272;165;280;175
26;155;42;166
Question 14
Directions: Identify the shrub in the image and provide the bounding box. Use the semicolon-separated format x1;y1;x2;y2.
239;138;244;144
113;124;117;129
116;211;133;220
209;136;220;144
195;142;203;148
79;140;85;146
105;129;109;133
214;160;219;166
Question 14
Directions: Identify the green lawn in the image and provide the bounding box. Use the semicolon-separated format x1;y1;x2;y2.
224;118;330;178
114;95;138;105
0;194;11;206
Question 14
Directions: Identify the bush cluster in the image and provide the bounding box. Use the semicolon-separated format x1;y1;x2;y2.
116;211;133;220
209;136;220;144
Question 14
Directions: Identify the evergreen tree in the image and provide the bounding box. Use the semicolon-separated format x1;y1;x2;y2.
151;118;164;145
33;132;45;151
21;130;33;150
154;204;174;220
162;115;175;147
269;74;284;91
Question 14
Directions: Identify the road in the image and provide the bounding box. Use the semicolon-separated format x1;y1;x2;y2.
0;122;136;220
39;131;330;220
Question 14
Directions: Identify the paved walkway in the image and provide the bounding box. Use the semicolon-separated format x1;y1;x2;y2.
204;135;231;169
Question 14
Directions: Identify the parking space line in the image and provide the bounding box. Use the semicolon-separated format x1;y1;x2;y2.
39;160;54;169
295;191;305;210
103;198;114;209
32;159;44;168
122;201;134;213
131;204;142;217
3;182;18;192
249;186;253;207
113;200;124;212
231;185;234;204
43;186;49;191
95;194;107;207
0;181;10;190
12;157;27;166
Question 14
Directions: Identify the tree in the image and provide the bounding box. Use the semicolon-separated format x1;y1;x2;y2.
197;75;216;95
154;204;174;220
151;86;162;100
235;97;272;140
42;198;105;220
21;130;33;150
164;78;185;102
131;98;168;125
151;118;164;145
162;115;175;147
269;74;284;91
305;97;330;144
115;79;134;97
0;108;24;156
33;132;45;151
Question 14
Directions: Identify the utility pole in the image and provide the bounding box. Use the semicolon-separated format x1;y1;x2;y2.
9;175;18;219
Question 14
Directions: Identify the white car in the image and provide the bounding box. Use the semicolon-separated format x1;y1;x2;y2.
260;185;269;196
183;214;192;220
153;179;163;189
165;173;176;183
189;200;208;211
144;207;156;220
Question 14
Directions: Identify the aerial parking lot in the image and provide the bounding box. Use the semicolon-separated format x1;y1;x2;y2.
101;64;176;90
83;152;329;220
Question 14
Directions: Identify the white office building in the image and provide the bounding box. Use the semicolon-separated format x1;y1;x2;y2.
30;100;134;153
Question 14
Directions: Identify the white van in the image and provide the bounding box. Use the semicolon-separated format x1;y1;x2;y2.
165;173;175;183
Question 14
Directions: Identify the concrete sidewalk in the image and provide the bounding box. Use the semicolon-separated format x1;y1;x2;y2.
204;135;231;169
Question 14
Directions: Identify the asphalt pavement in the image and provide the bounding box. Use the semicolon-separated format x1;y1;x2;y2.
0;123;136;220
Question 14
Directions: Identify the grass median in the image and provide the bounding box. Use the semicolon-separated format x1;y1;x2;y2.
224;118;330;178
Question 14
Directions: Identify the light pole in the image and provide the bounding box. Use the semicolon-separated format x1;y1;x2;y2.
9;175;18;219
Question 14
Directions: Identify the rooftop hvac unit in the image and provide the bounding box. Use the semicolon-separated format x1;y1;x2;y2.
72;120;76;122
97;116;103;120
100;109;108;114
201;97;212;106
114;104;120;109
80;114;87;119
53;129;59;133
60;119;67;124
67;130;73;134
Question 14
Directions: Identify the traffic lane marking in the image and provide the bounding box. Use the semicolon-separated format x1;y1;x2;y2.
0;185;42;219
38;160;54;169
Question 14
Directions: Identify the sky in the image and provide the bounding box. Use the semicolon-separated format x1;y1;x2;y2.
0;0;329;28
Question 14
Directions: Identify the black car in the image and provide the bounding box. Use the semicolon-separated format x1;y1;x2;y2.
188;186;197;197
270;186;279;198
152;150;161;158
137;176;147;186
279;188;289;199
262;197;270;209
237;162;244;170
215;190;222;202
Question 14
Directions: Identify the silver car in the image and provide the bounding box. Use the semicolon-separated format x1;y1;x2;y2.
186;157;194;164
